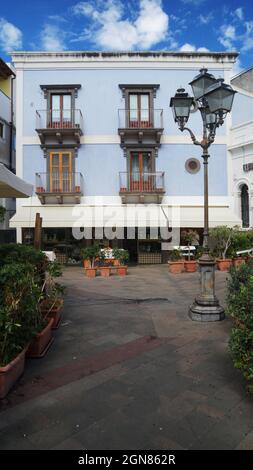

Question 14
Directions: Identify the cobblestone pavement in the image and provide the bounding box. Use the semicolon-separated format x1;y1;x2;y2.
0;265;253;450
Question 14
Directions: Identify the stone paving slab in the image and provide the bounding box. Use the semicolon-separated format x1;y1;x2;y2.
0;265;252;450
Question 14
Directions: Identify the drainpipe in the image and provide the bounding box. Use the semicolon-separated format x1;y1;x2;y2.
9;72;16;173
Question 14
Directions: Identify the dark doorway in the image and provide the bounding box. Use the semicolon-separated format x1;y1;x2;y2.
241;184;249;228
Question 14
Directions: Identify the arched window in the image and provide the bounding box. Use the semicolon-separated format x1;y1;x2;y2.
241;184;249;228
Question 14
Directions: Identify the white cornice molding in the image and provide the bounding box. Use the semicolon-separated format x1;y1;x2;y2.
22;134;228;145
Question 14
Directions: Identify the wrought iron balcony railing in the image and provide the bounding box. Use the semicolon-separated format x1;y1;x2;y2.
118;109;163;129
119;172;165;193
36;109;83;130
35;172;84;194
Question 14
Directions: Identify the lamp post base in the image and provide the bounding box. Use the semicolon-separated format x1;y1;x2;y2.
189;255;225;322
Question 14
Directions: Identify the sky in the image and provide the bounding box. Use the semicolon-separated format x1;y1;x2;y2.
0;0;253;74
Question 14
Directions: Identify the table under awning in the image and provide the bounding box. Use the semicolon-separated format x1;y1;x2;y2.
0;164;33;198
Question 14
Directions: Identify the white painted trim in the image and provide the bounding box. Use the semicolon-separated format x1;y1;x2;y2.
16;69;23;178
231;119;253;131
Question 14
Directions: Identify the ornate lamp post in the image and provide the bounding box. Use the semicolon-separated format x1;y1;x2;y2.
170;68;236;322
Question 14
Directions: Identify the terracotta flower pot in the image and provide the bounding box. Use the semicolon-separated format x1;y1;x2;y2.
216;258;232;271
117;266;128;276
184;260;197;273
26;318;54;358
85;267;97;278
0;348;27;399
232;257;246;267
40;299;63;329
113;259;120;266
83;259;91;269
100;266;111;277
168;261;184;274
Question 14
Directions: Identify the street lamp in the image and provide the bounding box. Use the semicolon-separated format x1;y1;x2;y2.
170;69;236;322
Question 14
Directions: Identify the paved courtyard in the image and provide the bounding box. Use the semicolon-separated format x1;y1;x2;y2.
0;265;253;450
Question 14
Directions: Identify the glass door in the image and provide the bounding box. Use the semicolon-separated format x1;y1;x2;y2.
50;94;72;128
130;152;152;191
129;93;150;128
49;152;72;192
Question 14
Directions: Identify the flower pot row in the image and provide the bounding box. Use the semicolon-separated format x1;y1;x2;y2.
168;260;198;274
0;299;64;399
85;266;128;277
216;257;247;271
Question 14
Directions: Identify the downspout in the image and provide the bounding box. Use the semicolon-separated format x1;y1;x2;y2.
9;72;16;172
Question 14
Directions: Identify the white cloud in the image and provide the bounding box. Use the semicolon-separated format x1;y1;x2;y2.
234;8;244;21
0;18;22;53
40;24;66;51
72;0;169;50
198;13;213;25
218;24;236;49
181;0;206;5
179;43;209;52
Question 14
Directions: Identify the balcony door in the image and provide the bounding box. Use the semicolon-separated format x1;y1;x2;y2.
130;151;153;191
129;93;150;128
49;152;72;192
50;94;72;128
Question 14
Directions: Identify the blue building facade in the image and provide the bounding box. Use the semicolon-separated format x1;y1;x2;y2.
10;51;241;263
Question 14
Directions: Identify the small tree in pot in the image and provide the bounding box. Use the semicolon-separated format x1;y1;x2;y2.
168;249;184;274
81;243;100;277
181;229;199;272
209;226;234;271
112;249;129;276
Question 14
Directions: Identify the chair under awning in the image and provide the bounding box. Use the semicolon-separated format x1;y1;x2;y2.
0;164;33;198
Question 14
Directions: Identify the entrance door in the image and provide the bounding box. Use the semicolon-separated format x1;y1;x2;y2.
50;94;72;128
130;151;152;191
129;93;150;128
49;152;72;192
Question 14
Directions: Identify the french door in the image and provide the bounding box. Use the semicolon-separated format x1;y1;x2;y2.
130;151;153;191
49;152;72;192
50;94;72;128
129;93;151;128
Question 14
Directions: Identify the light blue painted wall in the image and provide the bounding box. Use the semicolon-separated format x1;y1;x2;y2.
23;67;225;136
23;142;227;197
232;92;253;126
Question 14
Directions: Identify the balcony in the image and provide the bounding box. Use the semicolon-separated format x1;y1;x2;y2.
119;172;165;204
35;172;84;204
118;109;164;147
35;109;83;148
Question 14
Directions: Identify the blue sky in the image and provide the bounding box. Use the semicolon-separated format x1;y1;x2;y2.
0;0;253;73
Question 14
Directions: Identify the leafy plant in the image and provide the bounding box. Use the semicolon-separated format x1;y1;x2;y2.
231;228;253;256
168;249;182;261
0;262;44;366
112;248;129;265
40;261;65;317
227;260;253;393
209;226;235;259
81;243;100;268
181;230;199;261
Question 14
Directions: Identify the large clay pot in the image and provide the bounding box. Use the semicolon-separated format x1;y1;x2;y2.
117;266;128;276
232;257;246;267
40;299;63;329
184;260;197;273
216;259;232;271
100;267;111;277
0;348;27;399
85;268;97;278
26;318;54;358
168;261;184;274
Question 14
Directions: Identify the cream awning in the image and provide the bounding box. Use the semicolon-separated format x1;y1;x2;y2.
10;203;241;229
0;164;33;198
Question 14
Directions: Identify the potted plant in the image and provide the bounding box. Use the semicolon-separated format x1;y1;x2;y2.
0;262;42;397
210;226;234;271
168;249;184;274
39;262;65;329
99;250;112;277
112;248;129;276
231;228;252;266
81;244;100;278
181;230;199;272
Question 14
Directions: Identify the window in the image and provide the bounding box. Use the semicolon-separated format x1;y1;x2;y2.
130;151;153;190
49;151;73;192
49;94;72;128
0;121;4;139
129;93;151;127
